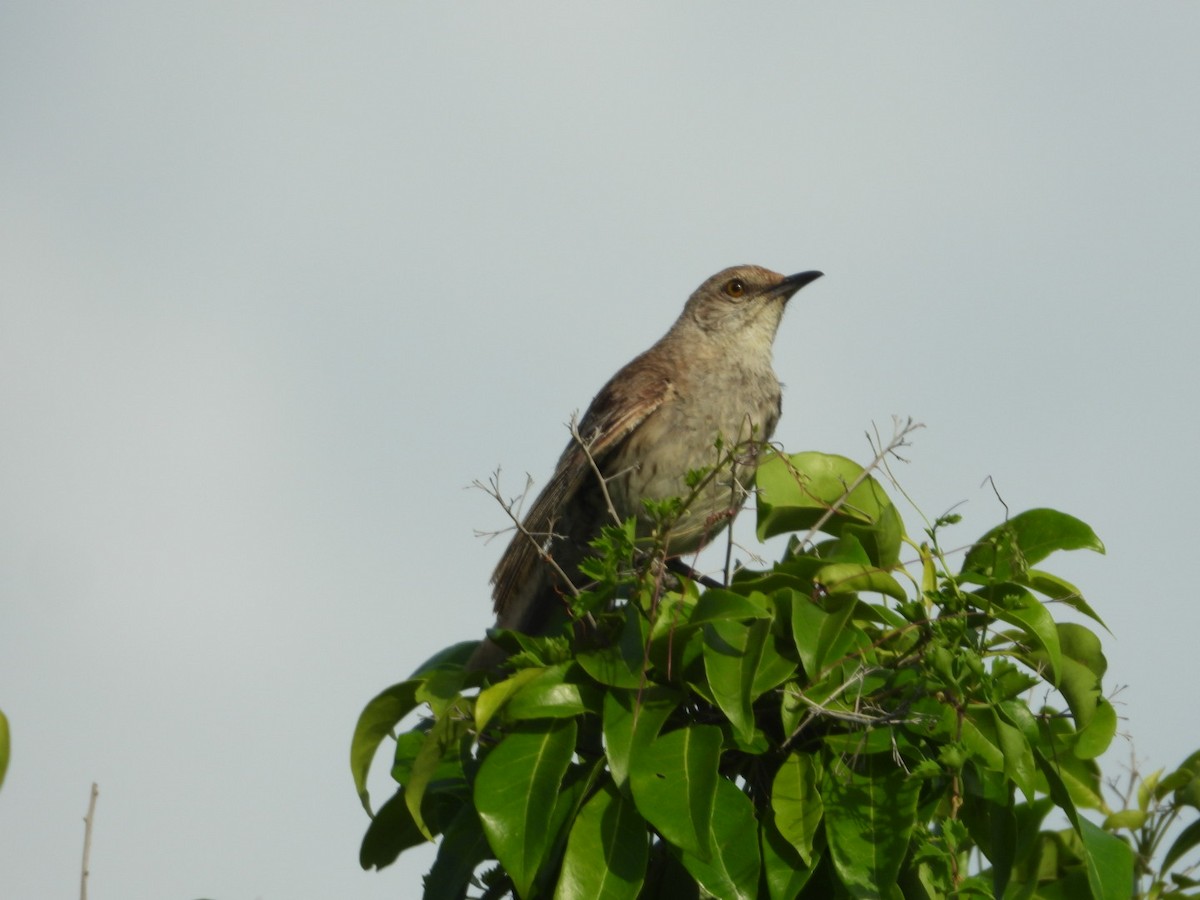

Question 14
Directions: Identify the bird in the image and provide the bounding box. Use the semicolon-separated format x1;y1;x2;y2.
469;264;823;670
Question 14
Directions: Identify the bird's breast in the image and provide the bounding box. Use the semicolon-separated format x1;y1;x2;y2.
604;366;781;553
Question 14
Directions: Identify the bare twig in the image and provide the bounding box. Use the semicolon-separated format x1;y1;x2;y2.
785;416;923;551
471;470;581;597
80;782;98;900
781;665;930;751
568;415;623;529
981;474;1010;520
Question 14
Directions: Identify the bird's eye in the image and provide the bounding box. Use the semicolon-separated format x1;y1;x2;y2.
723;278;746;298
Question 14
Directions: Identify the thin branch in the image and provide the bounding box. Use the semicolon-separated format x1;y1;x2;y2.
80;782;98;900
781;666;928;750
786;416;923;551
471;471;581;598
568;415;623;529
981;474;1010;521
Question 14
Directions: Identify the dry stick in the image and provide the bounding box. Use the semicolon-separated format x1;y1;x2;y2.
472;471;581;598
789;416;923;552
569;416;624;529
80;782;98;900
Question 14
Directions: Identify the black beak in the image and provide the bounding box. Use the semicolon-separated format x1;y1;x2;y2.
777;270;824;297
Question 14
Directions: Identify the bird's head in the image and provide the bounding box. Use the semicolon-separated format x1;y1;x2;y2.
681;265;823;349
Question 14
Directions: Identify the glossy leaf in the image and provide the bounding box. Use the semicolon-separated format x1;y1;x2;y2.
961;508;1104;582
475;719;577;898
771;753;823;866
1035;753;1133;899
812;562;907;601
629;725;721;859
761;814;818;900
1057;623;1107;732
350;680;421;814
989;587;1063;684
602;687;679;789
577;604;650;688
554;781;648;900
704;617;772;744
506;663;601;721
961;710;1005;773
475;667;543;732
823;756;919;898
679;777;762;900
1162;817;1200;872
1077;817;1134;900
1074;699;1117;761
405;703;471;840
756;451;904;567
359;782;464;871
992;709;1036;800
359;788;425;871
1024;569;1108;630
789;591;859;678
424;804;491;897
690;588;773;624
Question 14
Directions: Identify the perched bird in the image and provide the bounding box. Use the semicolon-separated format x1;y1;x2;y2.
470;264;823;670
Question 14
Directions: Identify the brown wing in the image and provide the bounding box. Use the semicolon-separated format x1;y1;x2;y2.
490;350;675;618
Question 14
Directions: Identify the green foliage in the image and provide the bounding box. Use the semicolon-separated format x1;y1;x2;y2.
351;448;1200;899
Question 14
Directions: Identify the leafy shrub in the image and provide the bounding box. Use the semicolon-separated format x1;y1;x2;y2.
351;445;1200;899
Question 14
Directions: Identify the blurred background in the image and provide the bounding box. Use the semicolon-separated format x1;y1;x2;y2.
2;3;1198;896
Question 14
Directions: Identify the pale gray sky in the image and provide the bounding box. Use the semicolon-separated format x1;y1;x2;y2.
2;3;1198;897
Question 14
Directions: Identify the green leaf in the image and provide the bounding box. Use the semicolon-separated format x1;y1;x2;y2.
1075;699;1117;761
538;761;604;895
1035;753;1134;899
993;709;1037;800
359;781;464;872
823;755;919;899
629;725;721;859
771;753;823;866
475;719;578;898
602;687;679;789
690;588;774;624
577;604;650;688
506;663;601;721
678;778;762;900
475;667;543;732
988;587;1063;684
1077;817;1135;900
961;508;1104;582
961;710;1006;774
1163;817;1200;872
704;617;772;744
405;704;471;840
1103;809;1147;831
813;562;907;601
1057;623;1107;733
1158;751;1200;804
424;804;491;896
959;796;1017;899
761;814;818;900
554;781;648;900
789;591;859;678
350;680;421;814
756;451;905;567
1024;569;1108;630
411;640;479;676
359;788;426;871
